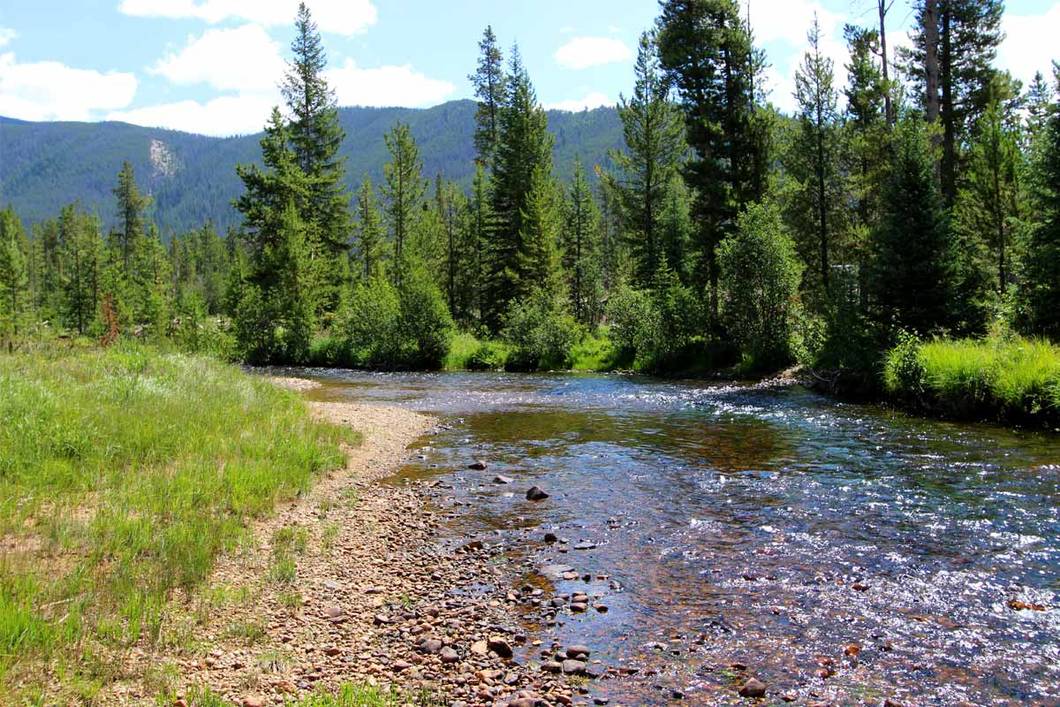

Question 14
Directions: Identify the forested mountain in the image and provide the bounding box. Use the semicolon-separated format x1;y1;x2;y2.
0;100;621;235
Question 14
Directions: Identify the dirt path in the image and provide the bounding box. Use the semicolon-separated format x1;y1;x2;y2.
107;378;591;707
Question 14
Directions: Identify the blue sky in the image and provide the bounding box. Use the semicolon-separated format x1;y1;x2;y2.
0;0;1057;136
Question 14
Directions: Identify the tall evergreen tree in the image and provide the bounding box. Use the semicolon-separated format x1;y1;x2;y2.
787;14;844;302
282;2;351;320
956;100;1021;295
463;165;494;328
906;0;1005;206
353;177;386;282
869;116;957;334
435;177;466;318
657;0;765;327
382;122;427;272
563;161;603;326
58;204;102;335
0;206;29;341
234;108;315;362
1022;75;1060;340
606;31;687;290
486;46;554;330
513;165;563;303
469;26;506;166
113;160;150;269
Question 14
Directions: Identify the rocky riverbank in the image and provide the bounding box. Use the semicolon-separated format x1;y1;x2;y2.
105;381;624;706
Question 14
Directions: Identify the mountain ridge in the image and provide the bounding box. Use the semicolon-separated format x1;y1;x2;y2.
0;100;622;236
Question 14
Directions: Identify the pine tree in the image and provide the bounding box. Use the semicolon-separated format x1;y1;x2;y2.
382;122;427;273
906;0;1004;206
434;177;466;319
282;2;351;321
58;204;103;335
869;116;957;335
514;164;563;303
842;23;890;297
30;218;63;322
113;161;150;269
787;14;844;303
606;31;687;290
1025;70;1054;147
657;0;765;327
353;177;386;282
0;206;29;341
463;165;494;327
563;161;603;326
1023;76;1060;340
659;174;692;284
234;108;315;362
469;26;506;166
486;46;554;330
957;100;1021;295
128;224;172;334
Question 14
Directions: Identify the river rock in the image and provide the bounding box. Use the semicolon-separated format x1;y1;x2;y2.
440;646;460;663
739;678;767;698
471;640;489;655
542;661;563;673
574;541;596;550
543;532;559;543
488;636;514;659
468;460;488;470
561;659;587;675
493;475;514;484
566;645;590;659
526;486;549;501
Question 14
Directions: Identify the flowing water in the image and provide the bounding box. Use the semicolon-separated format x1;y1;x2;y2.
291;369;1059;705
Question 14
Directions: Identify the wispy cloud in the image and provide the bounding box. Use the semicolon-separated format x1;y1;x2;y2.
118;0;377;35
554;36;632;70
546;91;614;112
0;52;136;121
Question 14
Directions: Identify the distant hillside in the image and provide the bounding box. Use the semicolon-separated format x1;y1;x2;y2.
0;100;622;236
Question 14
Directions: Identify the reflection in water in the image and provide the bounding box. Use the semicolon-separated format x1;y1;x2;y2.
281;368;1060;704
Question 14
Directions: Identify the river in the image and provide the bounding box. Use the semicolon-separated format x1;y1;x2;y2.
290;369;1058;705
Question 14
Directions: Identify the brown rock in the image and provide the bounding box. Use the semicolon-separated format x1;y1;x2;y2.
738;678;767;698
526;486;549;501
488;636;514;659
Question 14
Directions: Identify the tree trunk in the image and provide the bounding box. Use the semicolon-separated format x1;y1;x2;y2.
923;0;940;125
879;0;894;125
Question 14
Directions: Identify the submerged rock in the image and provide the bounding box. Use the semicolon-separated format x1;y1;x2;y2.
526;486;549;501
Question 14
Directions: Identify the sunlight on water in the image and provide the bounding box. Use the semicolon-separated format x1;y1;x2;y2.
280;368;1060;704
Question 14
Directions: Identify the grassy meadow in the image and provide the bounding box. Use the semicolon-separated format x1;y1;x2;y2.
0;343;353;700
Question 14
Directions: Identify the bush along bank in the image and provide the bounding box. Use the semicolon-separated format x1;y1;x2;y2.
883;334;1060;427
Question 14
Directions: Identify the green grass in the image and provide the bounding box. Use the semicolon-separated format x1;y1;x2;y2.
0;343;353;698
570;328;618;371
442;332;511;371
187;682;435;706
883;336;1060;424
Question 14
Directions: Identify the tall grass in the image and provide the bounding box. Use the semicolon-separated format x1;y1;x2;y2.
0;344;351;698
883;336;1060;424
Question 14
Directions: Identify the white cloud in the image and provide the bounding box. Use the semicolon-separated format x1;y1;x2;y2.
107;93;276;135
0;52;137;121
327;58;454;108
999;4;1060;87
0;27;16;47
546;92;613;112
118;0;377;36
152;24;285;92
748;0;851;114
554;36;632;70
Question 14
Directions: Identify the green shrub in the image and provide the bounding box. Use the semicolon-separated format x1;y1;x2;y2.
503;292;581;371
397;266;453;369
339;276;402;367
466;340;510;371
718;203;803;371
882;331;926;399
605;285;655;363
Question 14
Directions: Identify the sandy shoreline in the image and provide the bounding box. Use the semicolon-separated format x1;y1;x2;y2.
106;377;596;706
